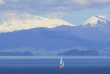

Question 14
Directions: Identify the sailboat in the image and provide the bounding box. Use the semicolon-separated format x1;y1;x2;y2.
57;56;64;67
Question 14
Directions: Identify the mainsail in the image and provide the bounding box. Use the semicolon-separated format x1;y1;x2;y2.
58;56;64;67
60;56;62;65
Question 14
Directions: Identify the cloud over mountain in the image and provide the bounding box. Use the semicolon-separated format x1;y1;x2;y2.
0;0;110;14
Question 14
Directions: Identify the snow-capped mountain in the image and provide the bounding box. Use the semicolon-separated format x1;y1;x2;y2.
83;15;110;28
0;15;75;33
0;15;110;56
71;15;110;42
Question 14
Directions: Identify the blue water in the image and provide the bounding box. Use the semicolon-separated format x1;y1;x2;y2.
0;58;110;74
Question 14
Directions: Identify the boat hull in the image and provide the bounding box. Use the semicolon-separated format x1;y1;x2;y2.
57;65;64;67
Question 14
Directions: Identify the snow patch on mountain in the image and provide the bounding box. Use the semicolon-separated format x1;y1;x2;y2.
83;15;109;27
0;13;75;33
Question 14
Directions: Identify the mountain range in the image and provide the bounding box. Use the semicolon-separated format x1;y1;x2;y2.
0;15;110;56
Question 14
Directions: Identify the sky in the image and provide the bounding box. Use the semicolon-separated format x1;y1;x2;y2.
0;0;110;25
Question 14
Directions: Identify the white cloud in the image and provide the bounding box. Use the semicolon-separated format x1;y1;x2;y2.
0;0;110;14
11;0;18;2
48;12;64;19
38;0;57;5
102;14;110;18
66;0;110;5
0;0;4;4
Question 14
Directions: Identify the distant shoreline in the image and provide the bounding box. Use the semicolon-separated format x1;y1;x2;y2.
0;56;110;59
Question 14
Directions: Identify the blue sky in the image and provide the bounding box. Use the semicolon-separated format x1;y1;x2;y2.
0;0;110;25
62;5;110;25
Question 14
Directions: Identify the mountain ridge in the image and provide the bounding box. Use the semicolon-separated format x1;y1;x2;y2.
0;27;104;56
0;15;110;56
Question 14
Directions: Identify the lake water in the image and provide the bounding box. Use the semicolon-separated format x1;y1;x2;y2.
0;57;110;74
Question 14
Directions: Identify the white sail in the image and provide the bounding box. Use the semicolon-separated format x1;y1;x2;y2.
60;56;62;65
63;62;64;66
